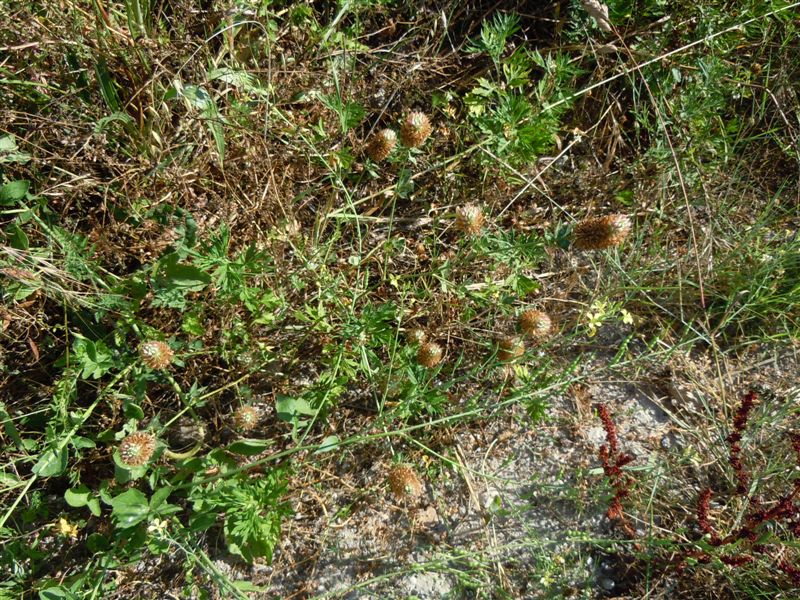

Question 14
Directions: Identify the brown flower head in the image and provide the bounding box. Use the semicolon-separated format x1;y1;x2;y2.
572;214;631;250
139;341;173;369
119;432;157;467
519;310;552;340
388;465;424;500
400;111;432;148
406;328;427;345
417;341;443;368
365;128;397;162
455;204;485;235
497;336;525;362
233;405;260;432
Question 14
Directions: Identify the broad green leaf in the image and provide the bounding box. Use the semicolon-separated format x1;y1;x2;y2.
0;472;21;487
227;439;272;456
110;488;149;528
314;435;340;454
149;486;172;510
32;446;68;478
0;135;31;164
123;401;145;420
70;436;96;449
87;498;101;517
158;254;211;290
66;485;101;516
188;511;216;532
181;85;212;110
0;401;25;451
0;180;29;205
113;451;148;483
6;222;29;249
86;532;110;552
64;485;91;507
39;587;79;600
275;395;315;423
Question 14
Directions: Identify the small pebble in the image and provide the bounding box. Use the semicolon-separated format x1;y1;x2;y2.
599;577;615;591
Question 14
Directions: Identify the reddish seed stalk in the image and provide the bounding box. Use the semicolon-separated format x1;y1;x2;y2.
597;403;619;455
684;391;800;579
595;403;635;534
726;390;757;495
779;559;800;584
597;391;800;582
720;554;754;567
697;488;721;545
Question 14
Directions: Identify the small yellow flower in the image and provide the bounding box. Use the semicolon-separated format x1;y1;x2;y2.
147;518;169;536
56;517;79;538
620;309;634;325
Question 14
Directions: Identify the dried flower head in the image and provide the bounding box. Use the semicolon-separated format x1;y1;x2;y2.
572;214;631;250
233;405;260;432
400;111;432;148
406;328;427;345
497;336;525;362
455;204;485;235
169;417;206;447
519;310;552;340
388;465;423;500
138;341;173;370
119;432;157;467
365;128;397;162
417;341;443;368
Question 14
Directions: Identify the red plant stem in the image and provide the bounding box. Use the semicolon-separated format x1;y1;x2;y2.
726;390;757;495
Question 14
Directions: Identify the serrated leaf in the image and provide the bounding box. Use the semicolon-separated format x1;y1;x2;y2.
181;312;204;336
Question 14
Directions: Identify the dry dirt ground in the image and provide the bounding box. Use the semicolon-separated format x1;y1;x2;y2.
198;332;799;599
